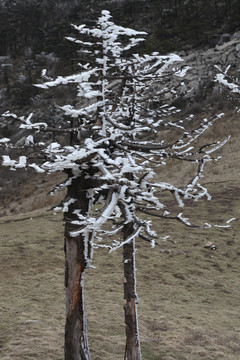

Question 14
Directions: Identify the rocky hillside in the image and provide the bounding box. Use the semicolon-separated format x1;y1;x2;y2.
166;31;240;111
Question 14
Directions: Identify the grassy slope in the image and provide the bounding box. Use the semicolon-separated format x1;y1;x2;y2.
0;186;239;360
0;113;240;360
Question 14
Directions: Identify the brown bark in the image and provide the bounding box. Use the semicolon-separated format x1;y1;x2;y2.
123;222;141;360
64;173;93;360
64;235;90;360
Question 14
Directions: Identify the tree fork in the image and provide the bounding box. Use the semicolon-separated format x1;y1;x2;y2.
123;223;141;360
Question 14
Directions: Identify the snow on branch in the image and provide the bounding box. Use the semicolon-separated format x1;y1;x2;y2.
215;65;240;94
108;225;142;253
0;137;10;144
215;73;240;93
2;111;47;130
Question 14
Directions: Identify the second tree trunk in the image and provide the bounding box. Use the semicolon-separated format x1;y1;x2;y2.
123;223;142;360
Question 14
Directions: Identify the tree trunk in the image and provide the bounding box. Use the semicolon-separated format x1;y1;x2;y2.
64;173;93;360
123;223;141;360
64;234;90;360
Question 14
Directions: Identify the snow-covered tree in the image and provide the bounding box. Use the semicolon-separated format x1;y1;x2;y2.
1;10;231;360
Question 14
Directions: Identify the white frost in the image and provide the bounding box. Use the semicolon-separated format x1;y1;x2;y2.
29;163;45;173
0;138;10;143
216;73;240;93
2;155;16;167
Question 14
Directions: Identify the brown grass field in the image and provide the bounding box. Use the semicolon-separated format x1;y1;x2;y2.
0;112;240;359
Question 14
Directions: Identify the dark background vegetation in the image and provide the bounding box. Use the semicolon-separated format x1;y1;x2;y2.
0;0;240;109
1;0;240;58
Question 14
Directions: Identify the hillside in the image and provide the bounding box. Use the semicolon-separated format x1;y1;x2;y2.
0;55;239;360
0;3;240;359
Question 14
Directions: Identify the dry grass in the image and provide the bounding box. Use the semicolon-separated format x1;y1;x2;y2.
0;172;66;217
0;211;65;359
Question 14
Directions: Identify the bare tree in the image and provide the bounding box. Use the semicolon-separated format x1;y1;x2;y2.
1;10;231;360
